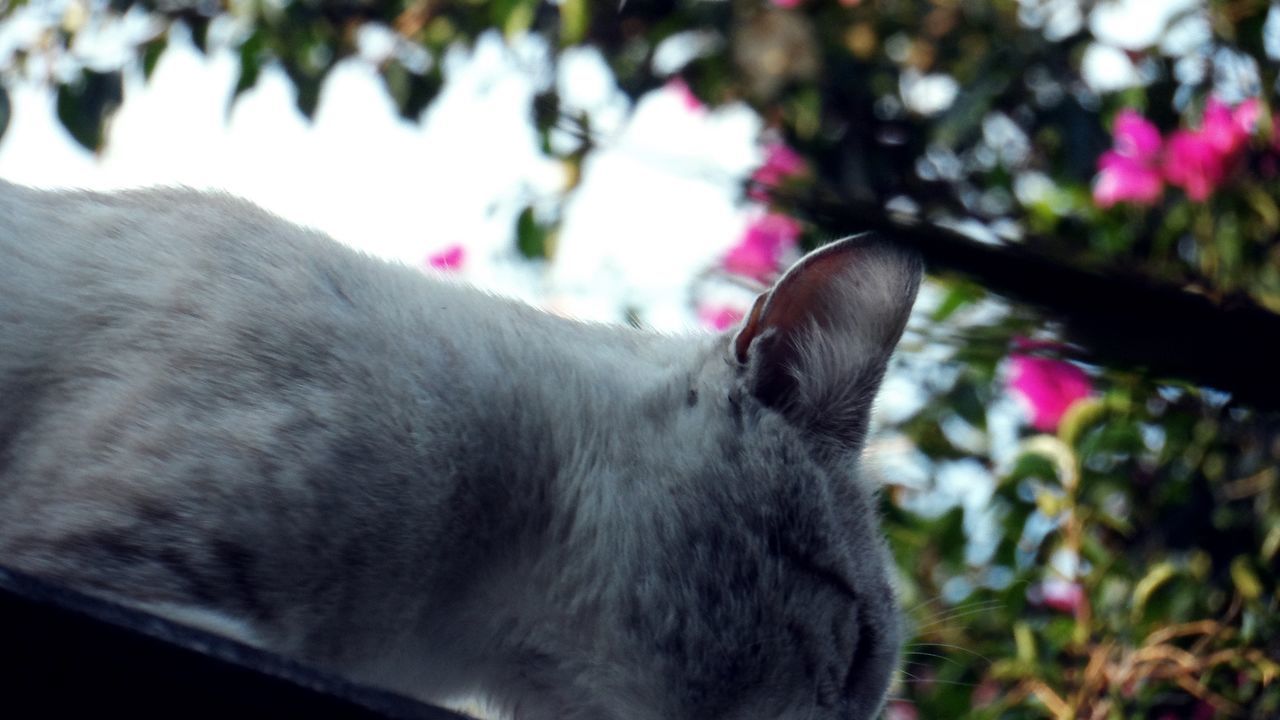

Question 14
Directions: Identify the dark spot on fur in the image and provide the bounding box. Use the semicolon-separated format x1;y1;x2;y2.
686;388;698;407
157;547;220;605
131;497;179;526
78;530;147;565
322;268;356;308
213;539;269;620
0;369;48;478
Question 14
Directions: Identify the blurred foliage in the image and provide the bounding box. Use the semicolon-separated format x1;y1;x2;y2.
3;0;1279;717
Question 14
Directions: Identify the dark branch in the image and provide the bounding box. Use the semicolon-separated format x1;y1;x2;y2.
801;196;1280;411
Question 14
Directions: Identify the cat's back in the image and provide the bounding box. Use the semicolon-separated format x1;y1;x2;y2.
0;180;498;657
1;180;398;321
1;180;466;380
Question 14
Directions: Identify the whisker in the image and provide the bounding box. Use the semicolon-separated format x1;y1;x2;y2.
910;599;1006;631
908;641;992;663
901;650;961;665
917;678;978;688
908;580;1031;629
901;594;948;615
897;669;978;688
913;597;1006;621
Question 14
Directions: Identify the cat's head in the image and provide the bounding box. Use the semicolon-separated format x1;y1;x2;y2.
474;234;921;720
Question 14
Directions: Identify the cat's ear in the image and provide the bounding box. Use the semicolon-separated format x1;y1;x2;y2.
731;234;922;452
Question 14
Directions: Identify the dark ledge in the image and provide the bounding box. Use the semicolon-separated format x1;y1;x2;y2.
0;566;471;719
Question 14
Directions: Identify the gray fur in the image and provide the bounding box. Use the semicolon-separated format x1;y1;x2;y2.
0;179;920;719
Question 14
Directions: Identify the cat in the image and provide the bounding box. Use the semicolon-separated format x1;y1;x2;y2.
0;179;921;720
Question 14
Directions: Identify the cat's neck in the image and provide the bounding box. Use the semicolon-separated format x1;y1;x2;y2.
360;273;705;540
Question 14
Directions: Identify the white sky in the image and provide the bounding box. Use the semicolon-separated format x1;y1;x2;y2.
0;0;1216;326
0;23;763;330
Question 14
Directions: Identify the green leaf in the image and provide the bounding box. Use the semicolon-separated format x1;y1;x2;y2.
931;280;984;322
560;0;589;46
1057;396;1108;448
1041;616;1076;649
1262;525;1280;566
56;69;124;152
280;59;324;119
141;35;168;80
1002;451;1058;488
189;16;212;54
516;207;552;259
949;379;987;428
1013;621;1036;663
0;85;10;141
1230;556;1263;601
493;0;536;39
382;60;443;121
1130;561;1176;622
232;30;267;103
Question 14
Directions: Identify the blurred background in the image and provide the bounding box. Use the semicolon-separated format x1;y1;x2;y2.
1;0;1277;717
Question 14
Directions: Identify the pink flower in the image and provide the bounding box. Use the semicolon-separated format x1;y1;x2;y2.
1093;110;1163;207
1008;352;1093;432
1031;578;1085;615
1235;97;1262;134
1114;109;1163;158
1163;129;1228;202
724;213;802;281
426;244;465;271
666;77;704;114
1201;97;1259;156
1164;97;1261;201
883;701;919;720
1095;151;1164;206
1096;99;1264;205
971;680;1001;708
749;142;807;201
697;305;745;331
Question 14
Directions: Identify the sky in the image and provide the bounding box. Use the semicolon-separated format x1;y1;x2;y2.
0;0;1215;326
0;15;764;331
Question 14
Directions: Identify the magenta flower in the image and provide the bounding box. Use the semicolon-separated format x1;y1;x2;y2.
1095;99;1263;206
1008;352;1093;432
1201;97;1259;157
697;305;745;331
1032;577;1085;615
1095;151;1164;207
425;244;465;272
1093;110;1163;207
666;77;705;114
1163;97;1261;201
723;213;802;281
1163;129;1228;201
883;701;919;720
1114;109;1162;158
749;141;807;201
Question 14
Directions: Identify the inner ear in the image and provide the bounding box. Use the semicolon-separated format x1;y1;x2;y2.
732;298;806;411
729;234;922;449
733;260;848;365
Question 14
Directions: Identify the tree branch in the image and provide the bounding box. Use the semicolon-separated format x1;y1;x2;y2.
802;196;1280;411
